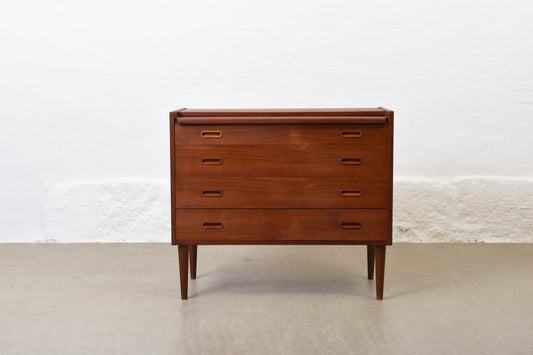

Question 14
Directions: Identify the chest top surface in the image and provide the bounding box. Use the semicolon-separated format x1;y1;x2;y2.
174;108;391;125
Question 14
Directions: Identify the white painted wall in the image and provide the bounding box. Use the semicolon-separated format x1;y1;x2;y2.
1;0;532;242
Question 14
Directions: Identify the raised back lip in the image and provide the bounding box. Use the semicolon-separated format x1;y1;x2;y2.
178;108;387;117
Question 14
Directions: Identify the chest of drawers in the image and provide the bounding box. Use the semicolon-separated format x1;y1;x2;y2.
170;108;393;300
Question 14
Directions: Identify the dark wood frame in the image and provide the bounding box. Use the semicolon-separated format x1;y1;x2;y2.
170;108;393;300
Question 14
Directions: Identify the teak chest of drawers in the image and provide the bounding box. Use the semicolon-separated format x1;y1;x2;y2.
170;108;393;300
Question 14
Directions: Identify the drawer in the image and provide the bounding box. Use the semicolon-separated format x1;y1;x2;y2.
175;209;388;243
175;145;388;177
175;124;387;146
175;176;388;208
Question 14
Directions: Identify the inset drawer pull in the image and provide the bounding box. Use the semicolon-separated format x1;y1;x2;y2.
201;130;223;138
340;190;362;197
203;222;224;229
341;223;362;230
340;130;363;138
340;158;362;165
202;158;223;165
202;190;223;197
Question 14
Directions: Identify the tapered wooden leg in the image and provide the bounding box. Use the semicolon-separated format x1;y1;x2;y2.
190;245;197;280
367;245;375;280
375;245;386;300
178;245;188;300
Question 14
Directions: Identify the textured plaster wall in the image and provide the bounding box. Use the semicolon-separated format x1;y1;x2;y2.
41;177;533;243
1;1;532;242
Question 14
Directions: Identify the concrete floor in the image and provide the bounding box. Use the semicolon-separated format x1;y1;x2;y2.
1;244;532;354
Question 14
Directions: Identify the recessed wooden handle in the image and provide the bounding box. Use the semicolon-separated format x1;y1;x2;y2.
201;130;223;138
341;223;362;230
340;158;362;165
340;130;363;138
202;190;223;197
203;222;223;229
202;158;223;165
340;190;362;197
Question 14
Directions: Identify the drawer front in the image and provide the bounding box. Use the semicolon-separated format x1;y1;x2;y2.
175;124;387;146
175;176;388;208
176;209;388;243
175;145;388;177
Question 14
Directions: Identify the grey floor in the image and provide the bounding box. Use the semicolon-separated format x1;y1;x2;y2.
1;243;532;355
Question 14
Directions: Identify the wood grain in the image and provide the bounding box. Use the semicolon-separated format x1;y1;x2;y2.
176;209;388;243
179;108;386;117
367;245;375;280
178;245;188;300
170;112;176;245
175;145;388;177
375;245;386;300
170;107;394;300
177;116;388;125
175;176;388;208
169;109;185;245
189;245;197;280
379;107;394;245
175;124;388;145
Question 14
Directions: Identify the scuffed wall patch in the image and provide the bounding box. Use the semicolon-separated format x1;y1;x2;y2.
44;179;170;242
42;177;533;242
394;177;533;242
